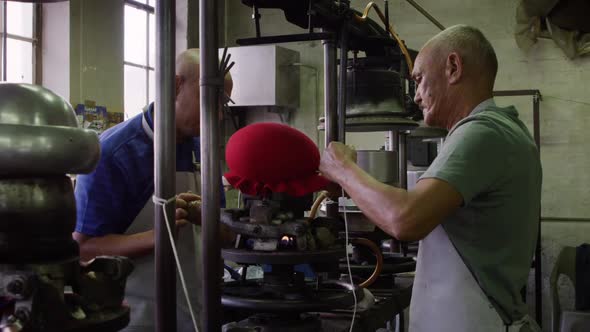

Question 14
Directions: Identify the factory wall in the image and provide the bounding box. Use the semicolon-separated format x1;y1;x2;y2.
42;1;70;101
34;2;590;329
69;0;125;114
224;0;590;330
42;0;190;114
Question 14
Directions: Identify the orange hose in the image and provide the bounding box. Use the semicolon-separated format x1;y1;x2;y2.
350;237;384;288
353;2;414;74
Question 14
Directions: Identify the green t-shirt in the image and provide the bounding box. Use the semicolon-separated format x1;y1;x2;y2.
421;101;542;322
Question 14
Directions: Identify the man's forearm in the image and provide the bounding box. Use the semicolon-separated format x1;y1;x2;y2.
335;161;414;240
74;231;155;262
335;161;462;241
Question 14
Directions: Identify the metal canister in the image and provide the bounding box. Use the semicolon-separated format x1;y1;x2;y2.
356;150;398;185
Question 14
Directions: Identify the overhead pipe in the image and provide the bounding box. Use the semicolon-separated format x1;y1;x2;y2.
404;0;445;31
200;0;222;330
154;0;176;331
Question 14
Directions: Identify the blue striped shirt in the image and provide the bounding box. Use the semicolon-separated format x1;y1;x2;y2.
75;103;221;236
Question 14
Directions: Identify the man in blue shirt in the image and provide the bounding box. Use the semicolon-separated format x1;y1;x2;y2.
73;48;233;331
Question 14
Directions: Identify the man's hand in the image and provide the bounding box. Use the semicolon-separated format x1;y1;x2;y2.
176;192;201;226
175;192;235;246
319;142;357;183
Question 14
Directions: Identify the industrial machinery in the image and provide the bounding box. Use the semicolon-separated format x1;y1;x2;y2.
0;83;133;332
214;1;447;330
220;194;364;331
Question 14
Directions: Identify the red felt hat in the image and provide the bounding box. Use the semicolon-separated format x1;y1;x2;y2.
224;122;329;197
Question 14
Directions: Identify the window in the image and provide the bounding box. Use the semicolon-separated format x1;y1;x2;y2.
0;2;36;83
124;0;155;119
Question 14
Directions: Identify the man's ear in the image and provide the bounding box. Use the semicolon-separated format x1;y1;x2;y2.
175;75;183;98
446;52;463;85
224;77;234;97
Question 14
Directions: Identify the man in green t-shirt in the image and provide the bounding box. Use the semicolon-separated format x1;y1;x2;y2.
320;25;542;332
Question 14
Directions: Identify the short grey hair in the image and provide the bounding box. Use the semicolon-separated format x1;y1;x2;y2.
175;48;232;83
176;48;200;80
426;25;498;86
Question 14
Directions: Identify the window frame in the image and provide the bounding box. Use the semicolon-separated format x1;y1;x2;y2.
0;2;41;84
123;0;155;117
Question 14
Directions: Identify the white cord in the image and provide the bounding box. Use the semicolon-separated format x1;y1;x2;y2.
153;196;200;332
342;189;358;332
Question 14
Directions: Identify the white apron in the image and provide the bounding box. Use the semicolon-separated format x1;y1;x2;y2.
121;111;203;332
409;225;540;332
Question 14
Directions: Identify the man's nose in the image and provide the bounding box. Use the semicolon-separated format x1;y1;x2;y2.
414;90;422;106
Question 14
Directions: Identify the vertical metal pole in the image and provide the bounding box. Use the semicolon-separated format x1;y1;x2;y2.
308;0;314;34
34;4;43;85
351;51;357;100
387;131;398;153
337;25;348;144
253;5;261;38
387;130;398;186
533;92;542;328
323;32;339;218
145;6;151;106
154;0;176;331
323;33;338;146
2;2;7;81
200;0;222;330
398;131;407;190
492;89;543;325
532;93;541;155
398;130;409;256
400;53;408;112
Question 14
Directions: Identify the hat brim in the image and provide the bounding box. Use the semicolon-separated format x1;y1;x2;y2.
224;171;330;197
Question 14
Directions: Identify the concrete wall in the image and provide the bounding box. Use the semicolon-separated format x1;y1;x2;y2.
224;1;590;330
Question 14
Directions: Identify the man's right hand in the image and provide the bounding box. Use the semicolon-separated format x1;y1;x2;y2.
319;142;357;183
175;192;201;226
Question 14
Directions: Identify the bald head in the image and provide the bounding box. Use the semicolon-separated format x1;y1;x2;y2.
176;48;200;82
423;25;498;89
175;48;233;88
412;25;499;129
174;48;234;140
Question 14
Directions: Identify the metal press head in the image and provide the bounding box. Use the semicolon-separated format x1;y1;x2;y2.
0;83;100;176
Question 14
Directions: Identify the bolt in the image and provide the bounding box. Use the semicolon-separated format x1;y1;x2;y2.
6;315;17;324
7;280;24;295
14;308;29;323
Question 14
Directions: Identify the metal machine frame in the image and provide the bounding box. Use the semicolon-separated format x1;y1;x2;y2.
493;89;543;327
